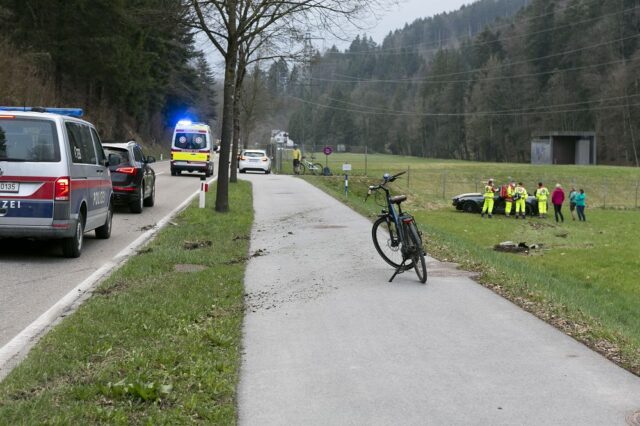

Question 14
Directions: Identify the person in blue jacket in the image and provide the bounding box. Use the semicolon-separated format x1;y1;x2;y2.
575;189;586;221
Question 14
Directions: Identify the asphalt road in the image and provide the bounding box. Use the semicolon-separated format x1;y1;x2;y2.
0;161;211;349
238;174;640;425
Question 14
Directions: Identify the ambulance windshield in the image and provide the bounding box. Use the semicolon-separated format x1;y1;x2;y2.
174;133;208;150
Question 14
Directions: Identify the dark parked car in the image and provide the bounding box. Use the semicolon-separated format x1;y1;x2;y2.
452;191;540;216
102;142;156;213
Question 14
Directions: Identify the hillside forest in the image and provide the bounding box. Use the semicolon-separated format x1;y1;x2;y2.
243;0;640;166
0;0;216;145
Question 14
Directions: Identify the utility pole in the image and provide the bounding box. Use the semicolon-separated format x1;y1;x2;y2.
300;32;323;154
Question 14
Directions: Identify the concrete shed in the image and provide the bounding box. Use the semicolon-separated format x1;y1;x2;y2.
531;132;597;165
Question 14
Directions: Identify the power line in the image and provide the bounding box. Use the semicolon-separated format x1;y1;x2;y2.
288;95;640;117
319;93;640;115
310;56;640;85
326;4;639;56
313;33;640;82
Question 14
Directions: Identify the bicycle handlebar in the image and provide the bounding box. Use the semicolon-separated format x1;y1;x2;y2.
365;171;405;202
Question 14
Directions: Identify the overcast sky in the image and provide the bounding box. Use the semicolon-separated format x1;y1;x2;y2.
324;0;475;49
199;0;475;71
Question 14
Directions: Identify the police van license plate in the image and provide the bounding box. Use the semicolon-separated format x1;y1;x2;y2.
0;182;19;193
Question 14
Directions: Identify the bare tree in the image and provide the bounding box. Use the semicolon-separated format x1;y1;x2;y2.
230;23;302;182
188;0;387;212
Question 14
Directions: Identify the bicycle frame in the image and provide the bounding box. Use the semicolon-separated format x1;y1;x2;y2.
373;182;416;256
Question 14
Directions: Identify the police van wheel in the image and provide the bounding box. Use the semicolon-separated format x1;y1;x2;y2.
130;188;144;214
62;213;84;258
95;204;113;239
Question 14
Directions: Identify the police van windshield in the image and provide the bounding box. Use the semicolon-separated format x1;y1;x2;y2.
0;118;60;162
174;133;208;150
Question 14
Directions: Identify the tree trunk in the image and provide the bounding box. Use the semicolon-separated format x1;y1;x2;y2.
215;43;238;212
229;97;241;183
230;47;248;183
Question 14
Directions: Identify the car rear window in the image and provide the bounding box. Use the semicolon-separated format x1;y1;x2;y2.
103;147;130;165
0;118;60;162
244;151;265;158
174;133;208;150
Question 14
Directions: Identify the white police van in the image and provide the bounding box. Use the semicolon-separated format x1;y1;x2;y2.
0;107;113;257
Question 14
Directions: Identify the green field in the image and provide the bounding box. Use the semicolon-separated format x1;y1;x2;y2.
0;182;252;424
302;153;640;375
294;151;640;209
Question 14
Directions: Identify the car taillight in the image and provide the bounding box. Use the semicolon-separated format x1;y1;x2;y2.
116;167;137;175
0;115;16;119
262;157;268;162
55;177;70;201
240;156;246;161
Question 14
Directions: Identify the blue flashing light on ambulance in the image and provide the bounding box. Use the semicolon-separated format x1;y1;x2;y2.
0;106;113;258
170;120;216;177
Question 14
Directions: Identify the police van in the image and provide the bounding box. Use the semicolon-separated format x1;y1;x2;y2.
0;107;113;258
170;120;215;177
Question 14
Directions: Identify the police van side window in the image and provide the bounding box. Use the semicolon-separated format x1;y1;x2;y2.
90;128;106;165
66;122;97;164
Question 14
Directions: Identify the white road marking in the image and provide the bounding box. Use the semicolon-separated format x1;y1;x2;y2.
0;175;218;380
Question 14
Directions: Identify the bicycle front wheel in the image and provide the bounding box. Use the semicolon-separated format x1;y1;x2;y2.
313;163;324;175
372;216;413;269
299;163;307;175
407;222;427;283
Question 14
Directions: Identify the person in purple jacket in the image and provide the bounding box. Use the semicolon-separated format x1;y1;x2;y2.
551;183;565;223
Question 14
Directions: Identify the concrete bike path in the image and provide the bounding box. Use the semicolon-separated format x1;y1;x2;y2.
238;174;640;425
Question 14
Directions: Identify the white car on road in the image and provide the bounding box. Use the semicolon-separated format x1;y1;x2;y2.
238;149;271;174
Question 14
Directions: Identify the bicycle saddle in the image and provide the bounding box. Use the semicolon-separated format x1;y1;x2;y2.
390;195;407;204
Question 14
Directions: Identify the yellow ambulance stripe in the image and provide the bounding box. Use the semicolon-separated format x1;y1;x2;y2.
172;151;209;162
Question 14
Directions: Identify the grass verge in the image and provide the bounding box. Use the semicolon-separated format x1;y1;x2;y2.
0;181;253;424
305;174;640;377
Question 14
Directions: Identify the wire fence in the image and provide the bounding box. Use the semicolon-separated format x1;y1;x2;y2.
276;146;640;209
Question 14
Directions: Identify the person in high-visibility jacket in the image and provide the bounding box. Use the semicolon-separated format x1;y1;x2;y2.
481;179;497;218
514;182;528;219
535;182;549;218
504;179;516;217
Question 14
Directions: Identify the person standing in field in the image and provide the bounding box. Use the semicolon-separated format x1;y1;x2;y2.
551;183;565;223
535;182;549;218
514;182;528;219
504;179;516;217
292;144;302;174
481;178;497;218
568;186;577;220
575;189;587;221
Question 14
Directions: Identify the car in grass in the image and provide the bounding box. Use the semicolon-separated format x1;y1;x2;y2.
452;191;540;216
238;149;271;174
102;142;156;213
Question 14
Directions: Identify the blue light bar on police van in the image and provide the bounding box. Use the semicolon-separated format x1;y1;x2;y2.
0;106;84;117
176;119;193;126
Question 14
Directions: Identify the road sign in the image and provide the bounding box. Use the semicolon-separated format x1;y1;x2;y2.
342;163;352;172
323;146;333;156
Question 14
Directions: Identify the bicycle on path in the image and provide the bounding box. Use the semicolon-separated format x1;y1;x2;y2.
366;172;427;283
299;156;324;175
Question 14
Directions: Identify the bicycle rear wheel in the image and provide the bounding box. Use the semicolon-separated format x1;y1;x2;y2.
313;163;324;175
372;216;413;269
407;222;427;283
299;163;306;175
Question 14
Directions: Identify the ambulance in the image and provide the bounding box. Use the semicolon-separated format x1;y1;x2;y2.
170;120;215;177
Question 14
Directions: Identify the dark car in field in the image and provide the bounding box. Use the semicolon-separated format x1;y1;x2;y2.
452;191;540;216
102;142;156;213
